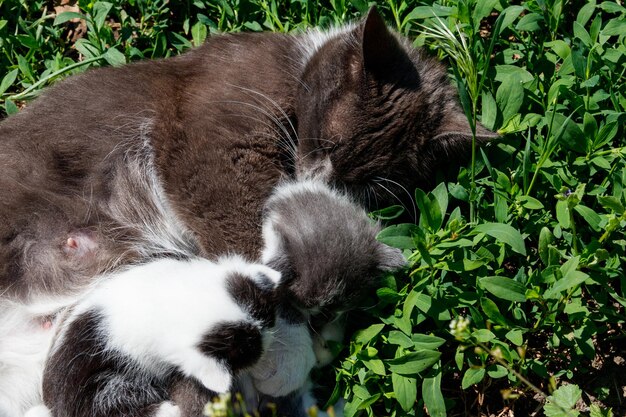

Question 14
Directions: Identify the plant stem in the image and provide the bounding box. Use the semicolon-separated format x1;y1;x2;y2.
6;56;103;101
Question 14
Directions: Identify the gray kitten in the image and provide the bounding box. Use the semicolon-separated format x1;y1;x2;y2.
240;179;406;416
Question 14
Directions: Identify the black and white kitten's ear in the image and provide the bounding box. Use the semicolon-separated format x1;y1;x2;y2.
377;244;406;272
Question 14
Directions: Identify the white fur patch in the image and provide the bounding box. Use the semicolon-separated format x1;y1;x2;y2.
247;318;316;397
56;256;277;394
154;401;181;417
297;24;357;66
23;404;51;417
0;299;72;417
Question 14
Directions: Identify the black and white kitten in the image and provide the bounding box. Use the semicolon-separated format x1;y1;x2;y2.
26;256;280;417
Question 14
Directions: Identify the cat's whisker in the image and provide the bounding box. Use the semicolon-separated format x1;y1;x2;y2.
225;84;299;152
372;178;416;222
210;100;299;162
373;176;417;221
299;145;334;161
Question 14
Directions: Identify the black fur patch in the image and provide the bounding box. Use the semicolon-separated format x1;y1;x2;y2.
43;309;170;417
197;321;264;372
226;272;276;327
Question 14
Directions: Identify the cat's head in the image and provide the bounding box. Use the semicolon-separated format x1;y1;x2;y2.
261;180;405;316
294;8;496;207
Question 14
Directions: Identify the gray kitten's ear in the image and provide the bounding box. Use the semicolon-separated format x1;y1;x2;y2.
378;244;406;272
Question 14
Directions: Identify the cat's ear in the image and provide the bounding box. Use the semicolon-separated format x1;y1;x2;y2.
433;107;499;145
361;8;406;77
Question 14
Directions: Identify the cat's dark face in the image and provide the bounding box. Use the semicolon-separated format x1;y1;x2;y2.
295;9;496;207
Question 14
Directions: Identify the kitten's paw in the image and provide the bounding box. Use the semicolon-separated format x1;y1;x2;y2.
154;401;181;417
181;351;232;393
24;405;52;417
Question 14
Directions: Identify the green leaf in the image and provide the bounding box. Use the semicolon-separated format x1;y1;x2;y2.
539;227;554;266
516;13;543;31
462;367;486;389
92;1;113;31
5;99;18;115
598;196;624;213
431;182;448;221
589;404;614;417
496;74;525;121
602;19;626;36
474;223;526;255
495;65;535;83
53;11;85;25
388;331;414;348
103;47;126;67
404;5;455;20
556;200;571;229
422;367;446;417
377;224;418;249
392;373;417;412
486;364;508;379
546;40;571;60
370;205;405;220
363;359;386;375
415;188;443;231
191;21;207;46
498;5;525;34
0;69;18;96
576;1;596;26
573;205;602;231
481;91;497;130
479;276;527;302
546;269;589;299
505;329;524;346
517;195;544;210
471;329;496;343
387;350;441;375
544;384;582;417
411;334;446;350
480;297;510;326
354;324;385;345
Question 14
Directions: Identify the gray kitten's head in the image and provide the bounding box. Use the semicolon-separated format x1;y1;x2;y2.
261;180;405;314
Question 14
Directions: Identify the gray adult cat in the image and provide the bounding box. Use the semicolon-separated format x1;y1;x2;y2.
0;8;493;301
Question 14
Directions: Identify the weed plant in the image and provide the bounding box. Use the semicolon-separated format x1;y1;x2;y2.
1;1;625;416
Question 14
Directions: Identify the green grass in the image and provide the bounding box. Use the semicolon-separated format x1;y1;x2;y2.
1;1;625;416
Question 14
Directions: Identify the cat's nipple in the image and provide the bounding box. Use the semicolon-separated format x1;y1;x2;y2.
64;231;98;258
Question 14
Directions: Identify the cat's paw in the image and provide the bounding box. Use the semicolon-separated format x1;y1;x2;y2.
154;401;181;417
24;405;52;417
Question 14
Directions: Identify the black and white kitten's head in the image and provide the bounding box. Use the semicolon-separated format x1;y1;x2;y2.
295;8;497;206
261;180;405;315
